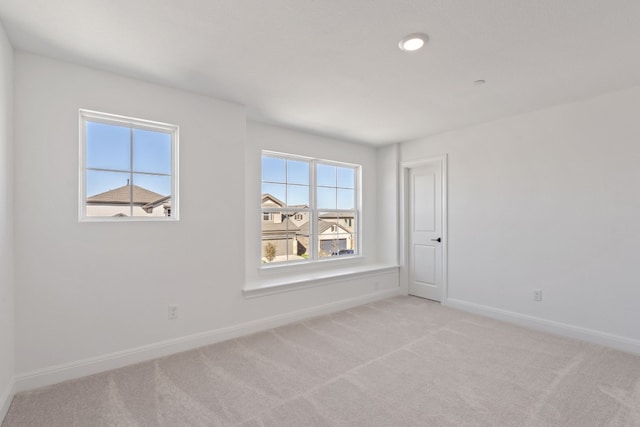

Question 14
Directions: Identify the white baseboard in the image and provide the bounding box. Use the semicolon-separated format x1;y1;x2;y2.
0;377;15;424
14;287;401;393
444;298;640;355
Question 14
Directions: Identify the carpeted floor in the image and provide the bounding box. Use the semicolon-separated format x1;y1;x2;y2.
3;296;640;426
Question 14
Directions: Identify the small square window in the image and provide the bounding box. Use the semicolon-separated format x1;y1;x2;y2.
79;110;179;221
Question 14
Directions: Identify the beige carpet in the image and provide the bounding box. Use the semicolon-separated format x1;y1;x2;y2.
3;296;640;426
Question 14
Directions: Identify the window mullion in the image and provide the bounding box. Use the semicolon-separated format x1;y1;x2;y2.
129;127;134;217
310;159;317;261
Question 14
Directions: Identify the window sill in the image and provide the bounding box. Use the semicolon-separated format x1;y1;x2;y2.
243;263;399;299
259;254;362;270
79;216;178;223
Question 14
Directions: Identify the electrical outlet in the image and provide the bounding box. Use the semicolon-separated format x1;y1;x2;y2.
533;289;542;302
168;305;178;319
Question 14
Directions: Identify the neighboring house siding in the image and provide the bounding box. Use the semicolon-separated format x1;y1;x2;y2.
261;193;356;261
318;226;353;255
86;205;168;217
85;184;171;218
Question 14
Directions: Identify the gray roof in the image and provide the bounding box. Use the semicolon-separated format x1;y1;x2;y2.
261;193;309;210
87;184;167;206
262;217;302;235
298;219;350;236
261;193;284;207
143;195;171;209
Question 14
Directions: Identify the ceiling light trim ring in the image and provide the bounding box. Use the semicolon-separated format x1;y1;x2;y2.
399;33;429;52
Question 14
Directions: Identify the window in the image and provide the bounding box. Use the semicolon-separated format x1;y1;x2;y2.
261;151;359;264
79;110;178;220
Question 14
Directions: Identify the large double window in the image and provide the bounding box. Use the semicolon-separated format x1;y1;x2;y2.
261;151;359;265
79;110;178;221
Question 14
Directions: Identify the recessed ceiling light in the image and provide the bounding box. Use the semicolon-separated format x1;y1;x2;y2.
398;33;429;52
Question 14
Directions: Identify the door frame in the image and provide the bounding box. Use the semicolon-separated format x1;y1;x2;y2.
399;155;448;302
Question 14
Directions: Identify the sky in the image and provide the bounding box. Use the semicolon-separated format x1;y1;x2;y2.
85;123;355;211
85;121;172;197
261;156;355;210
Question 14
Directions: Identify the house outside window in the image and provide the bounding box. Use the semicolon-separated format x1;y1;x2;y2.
261;151;359;264
79;110;179;221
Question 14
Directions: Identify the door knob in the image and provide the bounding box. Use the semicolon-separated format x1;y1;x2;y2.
431;237;441;242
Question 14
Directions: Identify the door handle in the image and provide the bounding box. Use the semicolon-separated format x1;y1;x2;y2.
431;237;441;242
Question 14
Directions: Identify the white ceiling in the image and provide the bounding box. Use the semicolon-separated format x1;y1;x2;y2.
1;0;639;145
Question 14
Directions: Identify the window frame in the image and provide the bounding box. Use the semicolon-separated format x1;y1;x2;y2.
79;109;179;222
261;150;360;267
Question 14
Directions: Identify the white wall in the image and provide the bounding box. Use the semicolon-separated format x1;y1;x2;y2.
376;144;399;265
13;53;398;389
400;86;640;347
13;51;244;375
0;22;15;420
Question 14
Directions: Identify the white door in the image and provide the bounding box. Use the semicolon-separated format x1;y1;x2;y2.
408;162;443;301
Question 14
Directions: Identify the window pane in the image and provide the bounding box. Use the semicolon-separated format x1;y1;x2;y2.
338;212;356;232
262;234;307;264
262;237;282;263
262;183;286;205
336;233;357;256
317;214;356;256
319;236;347;257
132;129;171;174
319;213;339;224
85;170;131;217
318;214;340;257
133;174;171;197
86;121;130;171
284;232;306;263
337;167;355;189
295;232;310;259
261;211;306;264
131;174;171;217
337;189;355;209
317;187;336;209
317;164;336;187
287;184;309;206
262;156;286;183
86;170;130;199
287;159;309;185
262;212;288;263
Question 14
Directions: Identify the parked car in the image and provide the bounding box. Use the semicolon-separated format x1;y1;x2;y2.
332;249;354;256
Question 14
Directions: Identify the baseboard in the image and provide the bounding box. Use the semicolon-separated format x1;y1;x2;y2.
444;298;640;355
14;287;401;393
0;377;15;425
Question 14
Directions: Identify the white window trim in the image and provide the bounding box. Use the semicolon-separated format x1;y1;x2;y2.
78;109;179;222
260;150;361;268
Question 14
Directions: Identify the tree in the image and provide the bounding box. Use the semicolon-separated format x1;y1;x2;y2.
264;242;277;262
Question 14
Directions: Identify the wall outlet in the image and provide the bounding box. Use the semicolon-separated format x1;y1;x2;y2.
168;304;178;319
533;289;542;302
